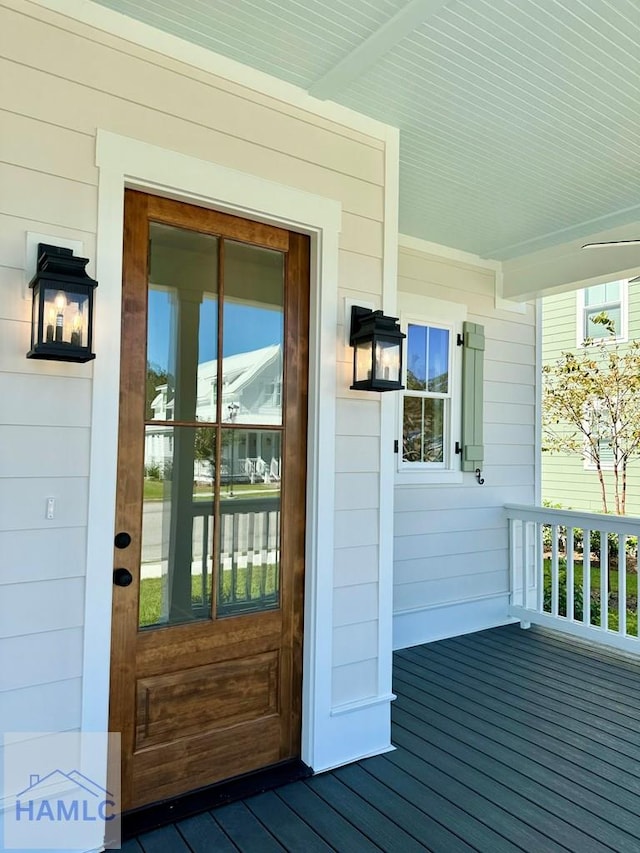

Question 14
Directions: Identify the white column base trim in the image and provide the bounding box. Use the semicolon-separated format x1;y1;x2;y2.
312;744;396;776
331;692;396;716
310;699;393;773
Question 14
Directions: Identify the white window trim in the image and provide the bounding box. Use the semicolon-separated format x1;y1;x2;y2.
575;280;628;347
396;293;466;485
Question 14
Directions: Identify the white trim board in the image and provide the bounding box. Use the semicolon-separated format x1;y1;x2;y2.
26;0;395;142
398;233;528;314
399;233;501;271
393;594;515;650
377;125;400;715
83;129;397;793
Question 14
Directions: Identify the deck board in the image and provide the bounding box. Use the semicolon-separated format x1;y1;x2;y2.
129;625;640;852
172;811;239;852
305;772;429;853
247;790;335;852
409;642;640;756
135;823;192;852
212;800;286;852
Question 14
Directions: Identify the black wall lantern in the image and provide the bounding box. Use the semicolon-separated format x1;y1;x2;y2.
350;306;405;392
27;244;98;363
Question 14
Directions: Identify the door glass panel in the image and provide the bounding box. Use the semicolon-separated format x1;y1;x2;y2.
140;426;216;628
217;428;281;617
222;241;284;426
147;222;219;422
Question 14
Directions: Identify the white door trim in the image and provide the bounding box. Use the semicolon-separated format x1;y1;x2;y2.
83;130;341;779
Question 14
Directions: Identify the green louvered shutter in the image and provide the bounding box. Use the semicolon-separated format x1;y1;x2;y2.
461;321;485;472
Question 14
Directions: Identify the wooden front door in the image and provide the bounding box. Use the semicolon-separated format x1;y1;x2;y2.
110;190;309;811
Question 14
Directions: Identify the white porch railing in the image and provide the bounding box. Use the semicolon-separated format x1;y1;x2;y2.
506;504;640;653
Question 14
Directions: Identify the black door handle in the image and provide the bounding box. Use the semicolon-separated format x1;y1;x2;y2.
113;568;133;587
114;531;131;549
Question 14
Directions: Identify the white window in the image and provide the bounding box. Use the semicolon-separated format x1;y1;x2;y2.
577;280;628;345
397;294;465;484
584;401;616;471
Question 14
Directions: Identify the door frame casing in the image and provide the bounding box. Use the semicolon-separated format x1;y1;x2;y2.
85;129;339;776
84;128;398;802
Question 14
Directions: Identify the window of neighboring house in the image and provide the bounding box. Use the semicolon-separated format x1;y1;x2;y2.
584;402;616;471
397;294;466;484
577;280;628;344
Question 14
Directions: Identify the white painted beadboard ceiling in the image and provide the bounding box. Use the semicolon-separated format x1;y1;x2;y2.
93;0;640;261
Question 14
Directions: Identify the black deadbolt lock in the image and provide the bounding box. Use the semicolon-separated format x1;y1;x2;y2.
114;531;131;549
113;568;133;587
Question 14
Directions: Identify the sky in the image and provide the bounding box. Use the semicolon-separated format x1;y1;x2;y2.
147;290;283;370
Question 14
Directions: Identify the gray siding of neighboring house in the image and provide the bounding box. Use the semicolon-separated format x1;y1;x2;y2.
542;282;640;515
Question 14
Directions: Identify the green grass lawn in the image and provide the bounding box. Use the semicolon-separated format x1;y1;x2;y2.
139;564;278;627
543;557;639;635
143;478;279;502
543;558;638;596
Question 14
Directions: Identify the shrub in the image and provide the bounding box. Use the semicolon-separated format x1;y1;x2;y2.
543;569;601;625
145;462;161;480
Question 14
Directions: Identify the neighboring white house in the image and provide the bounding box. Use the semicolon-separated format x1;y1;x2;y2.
2;2;640;850
146;344;283;479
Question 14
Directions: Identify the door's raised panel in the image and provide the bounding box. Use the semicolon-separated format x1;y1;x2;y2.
132;715;283;805
135;650;279;749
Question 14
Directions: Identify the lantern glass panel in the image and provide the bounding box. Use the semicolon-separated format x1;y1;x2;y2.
355;340;373;383
31;283;42;349
42;287;90;348
375;339;401;383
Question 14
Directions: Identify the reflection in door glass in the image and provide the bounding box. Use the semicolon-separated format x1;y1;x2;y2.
222;241;284;427
217;428;281;617
146;222;219;422
139;426;216;629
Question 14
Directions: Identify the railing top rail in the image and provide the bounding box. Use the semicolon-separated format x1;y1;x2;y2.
504;503;640;534
190;495;280;517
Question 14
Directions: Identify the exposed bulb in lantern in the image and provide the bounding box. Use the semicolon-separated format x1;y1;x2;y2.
54;292;66;343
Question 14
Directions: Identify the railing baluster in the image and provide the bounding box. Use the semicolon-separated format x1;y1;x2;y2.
247;511;255;603
583;529;591;627
619;535;627;636
600;530;608;630
566;527;574;621
522;521;529;610
231;510;240;604
509;517;518;607
201;513;209;606
551;524;559;617
536;522;544;613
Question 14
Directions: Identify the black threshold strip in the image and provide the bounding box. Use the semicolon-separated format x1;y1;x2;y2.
122;759;311;839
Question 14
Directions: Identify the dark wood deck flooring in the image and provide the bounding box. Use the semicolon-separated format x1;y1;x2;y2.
124;624;640;852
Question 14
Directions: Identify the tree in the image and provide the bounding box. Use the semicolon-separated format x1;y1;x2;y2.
146;362;169;420
542;314;640;515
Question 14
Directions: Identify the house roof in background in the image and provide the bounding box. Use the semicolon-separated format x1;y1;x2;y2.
89;0;640;262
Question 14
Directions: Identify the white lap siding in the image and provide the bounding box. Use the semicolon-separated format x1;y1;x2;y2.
0;0;391;768
393;243;536;648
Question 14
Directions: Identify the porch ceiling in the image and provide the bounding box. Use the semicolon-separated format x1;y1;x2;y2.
91;0;640;262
